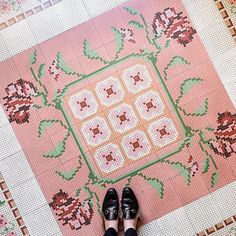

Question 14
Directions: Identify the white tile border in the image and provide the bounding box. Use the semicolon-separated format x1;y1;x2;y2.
0;0;130;62
0;105;62;235
139;181;236;236
183;0;236;108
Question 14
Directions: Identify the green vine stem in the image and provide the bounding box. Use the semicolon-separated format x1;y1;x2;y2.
199;130;218;171
30;66;57;109
83;185;102;215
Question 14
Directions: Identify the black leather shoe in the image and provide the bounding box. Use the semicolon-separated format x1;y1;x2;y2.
102;188;119;220
121;187;139;220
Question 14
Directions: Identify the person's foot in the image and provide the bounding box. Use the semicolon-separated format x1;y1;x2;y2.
121;187;139;232
102;188;119;232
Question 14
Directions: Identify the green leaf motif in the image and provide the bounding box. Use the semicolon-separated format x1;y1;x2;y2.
83;39;100;60
38;120;55;137
37;64;46;79
211;172;219;187
128;20;145;29
193;99;209;116
30;50;37;64
38;120;68;137
56;169;79;181
123;6;139;15
56;53;76;75
181;98;209;117
83;39;108;64
44;141;66;158
180;78;202;96
163;56;190;80
165;39;171;48
176;78;203;105
202;157;210;174
111;27;124;54
148;178;164;199
32;104;42;110
172;162;191;186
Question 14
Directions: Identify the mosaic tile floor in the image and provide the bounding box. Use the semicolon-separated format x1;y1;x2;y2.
0;0;236;235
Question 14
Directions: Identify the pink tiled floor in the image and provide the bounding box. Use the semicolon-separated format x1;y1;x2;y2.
1;0;236;235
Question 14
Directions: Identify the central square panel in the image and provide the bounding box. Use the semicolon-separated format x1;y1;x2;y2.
65;60;181;177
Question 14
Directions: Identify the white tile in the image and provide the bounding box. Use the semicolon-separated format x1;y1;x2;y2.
0;105;9;127
115;0;129;4
1;20;37;57
10;178;47;215
24;204;61;236
183;0;222;31
0;34;11;62
0;151;35;189
158;208;195;236
184;195;223;233
212;47;236;85
198;23;235;59
51;232;63;236
224;81;236;108
83;0;117;17
27;6;64;44
0;123;22;161
183;0;235;59
211;181;236;219
53;0;90;31
139;219;164;236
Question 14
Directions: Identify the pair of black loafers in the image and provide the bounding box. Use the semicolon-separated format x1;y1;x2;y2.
102;187;139;221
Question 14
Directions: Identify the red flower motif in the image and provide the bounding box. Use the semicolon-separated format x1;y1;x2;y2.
3;79;37;124
152;7;196;47
49;190;94;230
210;111;236;158
120;28;136;44
48;60;61;81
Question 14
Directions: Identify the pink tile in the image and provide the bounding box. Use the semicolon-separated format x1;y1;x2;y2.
93;7;128;45
144;180;182;219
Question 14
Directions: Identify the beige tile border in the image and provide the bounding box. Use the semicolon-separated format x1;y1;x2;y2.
214;0;236;43
0;173;30;236
0;0;63;31
197;214;236;236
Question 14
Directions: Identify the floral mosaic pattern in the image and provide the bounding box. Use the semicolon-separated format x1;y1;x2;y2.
122;64;152;94
50;190;94;231
210;111;236;158
69;90;98;120
81;116;111;147
148;117;179;148
3;79;37;124
95;77;125;107
152;7;196;46
94;143;125;173
135;90;165;120
121;130;151;160
108;103;138;133
1;0;236;235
